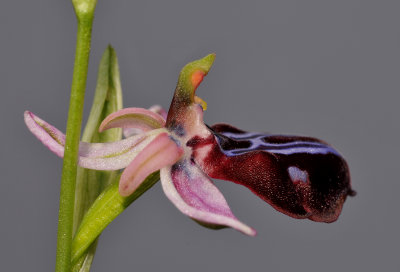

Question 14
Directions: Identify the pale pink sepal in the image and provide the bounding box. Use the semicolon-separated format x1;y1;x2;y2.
24;111;66;158
119;132;183;196
77;133;160;170
24;111;166;171
99;107;166;133
160;160;257;236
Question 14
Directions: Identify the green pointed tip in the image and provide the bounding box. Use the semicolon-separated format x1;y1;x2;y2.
106;44;118;56
187;53;216;74
176;53;216;102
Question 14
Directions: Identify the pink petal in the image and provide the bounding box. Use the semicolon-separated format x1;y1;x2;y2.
99;107;165;133
160;159;256;236
119;132;183;196
123;105;168;138
24;111;165;170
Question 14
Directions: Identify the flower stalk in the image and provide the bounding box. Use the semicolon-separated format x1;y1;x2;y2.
56;1;97;271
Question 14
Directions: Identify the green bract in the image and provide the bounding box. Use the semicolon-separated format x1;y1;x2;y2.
72;46;123;272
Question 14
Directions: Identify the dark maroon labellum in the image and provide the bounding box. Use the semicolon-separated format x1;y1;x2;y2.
189;123;355;223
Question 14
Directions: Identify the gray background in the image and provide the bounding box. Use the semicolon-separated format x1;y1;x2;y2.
2;1;399;271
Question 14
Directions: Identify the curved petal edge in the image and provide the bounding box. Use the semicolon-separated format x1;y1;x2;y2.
160;160;256;236
99;107;165;133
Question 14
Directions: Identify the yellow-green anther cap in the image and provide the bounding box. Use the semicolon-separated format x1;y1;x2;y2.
175;53;215;104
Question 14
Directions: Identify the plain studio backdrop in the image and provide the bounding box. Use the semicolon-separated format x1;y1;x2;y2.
1;1;399;271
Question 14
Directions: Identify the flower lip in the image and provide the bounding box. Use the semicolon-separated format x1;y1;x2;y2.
190;122;354;223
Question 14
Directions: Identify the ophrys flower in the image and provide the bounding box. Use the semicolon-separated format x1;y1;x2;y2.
25;54;354;236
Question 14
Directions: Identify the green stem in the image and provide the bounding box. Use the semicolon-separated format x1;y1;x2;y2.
56;15;95;272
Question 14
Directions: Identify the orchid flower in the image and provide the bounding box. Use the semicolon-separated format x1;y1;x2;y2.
25;54;354;237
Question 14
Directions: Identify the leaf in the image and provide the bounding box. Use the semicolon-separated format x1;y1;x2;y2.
72;45;123;272
71;172;160;264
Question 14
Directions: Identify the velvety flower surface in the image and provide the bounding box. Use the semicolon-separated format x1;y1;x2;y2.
25;54;354;236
